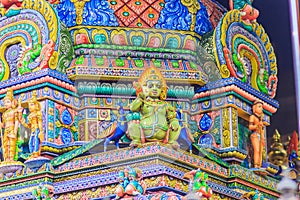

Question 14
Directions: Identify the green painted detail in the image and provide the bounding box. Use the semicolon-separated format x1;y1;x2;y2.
74;44;198;57
51;139;103;167
190;62;198;70
58;23;74;73
95;57;104;66
257;69;269;95
116;58;125;67
18;44;42;75
232;53;247;83
194;146;229;167
153;59;161;67
75;56;85;65
0;59;5;81
172;61;179;68
135;1;141;5
134;59;144;68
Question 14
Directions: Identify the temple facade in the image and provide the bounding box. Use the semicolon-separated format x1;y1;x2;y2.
0;0;283;199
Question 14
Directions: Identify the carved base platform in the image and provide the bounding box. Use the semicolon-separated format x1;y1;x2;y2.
0;161;24;177
24;157;50;172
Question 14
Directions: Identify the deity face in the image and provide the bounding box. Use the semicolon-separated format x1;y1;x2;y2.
253;102;263;116
28;102;36;112
144;80;162;99
3;98;12;109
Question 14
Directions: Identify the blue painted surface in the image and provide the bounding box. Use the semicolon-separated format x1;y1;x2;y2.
156;0;191;31
194;1;213;35
82;0;119;26
56;0;77;27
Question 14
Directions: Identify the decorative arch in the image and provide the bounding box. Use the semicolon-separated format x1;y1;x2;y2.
0;0;60;81
213;10;278;98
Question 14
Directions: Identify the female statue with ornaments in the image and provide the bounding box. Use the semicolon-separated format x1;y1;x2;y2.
17;91;44;158
0;88;19;162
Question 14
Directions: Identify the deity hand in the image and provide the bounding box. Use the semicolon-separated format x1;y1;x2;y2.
170;120;179;132
17;101;23;114
138;92;146;100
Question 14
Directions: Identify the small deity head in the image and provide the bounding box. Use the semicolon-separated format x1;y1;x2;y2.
3;88;17;109
252;100;263;117
28;91;41;112
137;66;167;100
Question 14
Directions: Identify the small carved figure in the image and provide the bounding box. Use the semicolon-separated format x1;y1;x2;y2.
0;88;19;161
115;167;146;199
248;100;265;168
18;91;44;158
127;67;181;148
183;169;213;198
229;0;259;23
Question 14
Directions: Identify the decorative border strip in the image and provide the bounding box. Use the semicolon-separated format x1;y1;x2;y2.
53;143;228;177
0;69;73;92
229;165;278;191
194;77;278;108
67;67;207;85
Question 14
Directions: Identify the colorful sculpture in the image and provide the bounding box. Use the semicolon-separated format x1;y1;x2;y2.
127;67;181;148
103;103;128;152
249;100;265;168
176;105;195;153
32;184;54;200
183;169;213;198
115;167;146;199
0;88;19;162
18;91;44;158
229;0;259;23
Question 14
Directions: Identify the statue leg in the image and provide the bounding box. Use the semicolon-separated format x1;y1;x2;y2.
33;130;40;157
128;121;142;147
168;127;181;149
250;133;261;168
28;132;34;154
3;131;8;161
9;137;16;161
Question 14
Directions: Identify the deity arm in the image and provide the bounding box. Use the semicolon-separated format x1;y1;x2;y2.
248;115;258;132
130;97;143;112
37;111;43;132
166;104;179;131
18;113;31;129
14;110;19;134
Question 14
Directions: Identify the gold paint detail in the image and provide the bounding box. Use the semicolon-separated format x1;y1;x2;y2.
222;108;230;148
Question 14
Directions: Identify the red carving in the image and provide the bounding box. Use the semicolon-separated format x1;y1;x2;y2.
0;0;23;10
288;131;299;155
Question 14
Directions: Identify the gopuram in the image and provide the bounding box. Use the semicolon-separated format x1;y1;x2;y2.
0;0;294;199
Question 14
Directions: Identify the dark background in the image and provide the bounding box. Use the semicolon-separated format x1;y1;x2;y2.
220;0;298;141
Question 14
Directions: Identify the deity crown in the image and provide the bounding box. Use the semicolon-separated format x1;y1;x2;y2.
3;88;14;101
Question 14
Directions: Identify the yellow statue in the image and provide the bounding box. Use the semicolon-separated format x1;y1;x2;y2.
127;67;181;148
0;88;19;162
18;91;44;158
249;100;265;168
